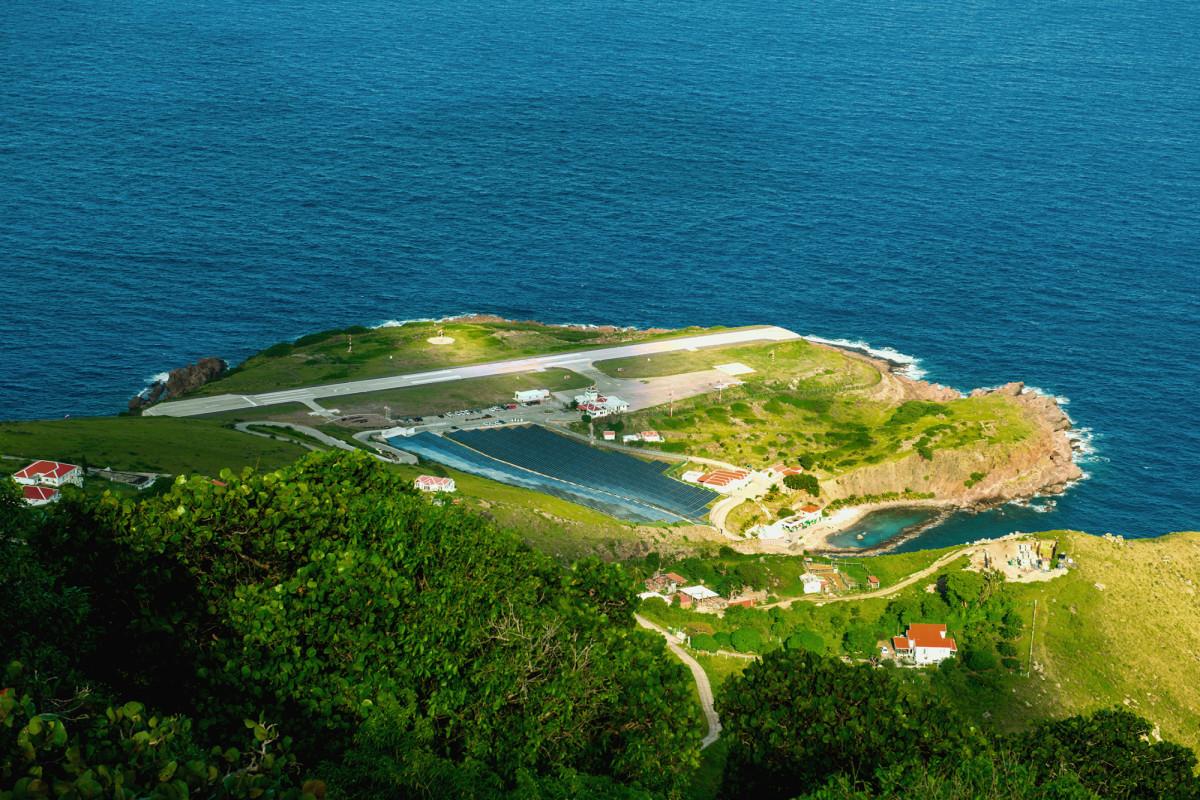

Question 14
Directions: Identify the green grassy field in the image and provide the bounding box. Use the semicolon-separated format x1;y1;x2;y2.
1009;530;1200;753
609;375;1034;478
325;369;590;418
189;319;733;398
594;339;873;388
0;417;307;476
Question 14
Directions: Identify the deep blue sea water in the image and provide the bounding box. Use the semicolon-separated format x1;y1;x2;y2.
3;0;1198;543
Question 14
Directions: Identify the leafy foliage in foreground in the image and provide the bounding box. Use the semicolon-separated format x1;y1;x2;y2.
1;663;307;800
718;649;987;798
14;451;700;795
718;648;1200;800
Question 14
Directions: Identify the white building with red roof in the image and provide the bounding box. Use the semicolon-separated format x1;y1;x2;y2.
22;485;60;506
892;623;958;665
696;469;751;493
13;460;82;488
640;430;663;443
573;387;629;419
603;430;616;441
414;475;456;493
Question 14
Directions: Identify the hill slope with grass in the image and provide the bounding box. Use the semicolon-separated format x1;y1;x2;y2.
1018;529;1200;752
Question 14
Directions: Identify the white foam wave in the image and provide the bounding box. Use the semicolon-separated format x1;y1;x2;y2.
147;371;170;385
374;314;643;332
1025;386;1071;407
804;335;929;380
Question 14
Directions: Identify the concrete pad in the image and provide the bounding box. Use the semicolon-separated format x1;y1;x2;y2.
715;363;756;376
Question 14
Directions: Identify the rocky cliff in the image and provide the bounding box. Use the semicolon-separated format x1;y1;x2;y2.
825;376;1082;509
129;357;227;412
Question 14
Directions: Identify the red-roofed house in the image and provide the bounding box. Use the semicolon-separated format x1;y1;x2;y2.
697;469;751;493
22;485;60;506
868;575;880;590
892;623;957;665
13;460;82;488
767;463;802;478
414;475;456;493
640;431;663;443
645;572;687;594
603;430;616;441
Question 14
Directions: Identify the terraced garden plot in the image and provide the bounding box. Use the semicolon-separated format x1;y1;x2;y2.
446;425;718;521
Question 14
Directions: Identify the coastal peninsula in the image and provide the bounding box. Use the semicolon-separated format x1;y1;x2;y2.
114;317;1083;555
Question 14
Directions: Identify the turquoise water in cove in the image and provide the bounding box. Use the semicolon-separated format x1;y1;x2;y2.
3;0;1199;545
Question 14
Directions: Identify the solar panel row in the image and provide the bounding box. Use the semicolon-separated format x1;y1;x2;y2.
446;425;717;521
386;432;687;524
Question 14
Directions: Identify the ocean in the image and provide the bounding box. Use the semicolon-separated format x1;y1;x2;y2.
3;0;1198;543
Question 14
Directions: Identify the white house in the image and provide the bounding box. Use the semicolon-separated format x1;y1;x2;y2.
13;460;82;488
622;434;641;443
382;426;417;438
892;623;958;665
603;430;616;441
639;430;663;443
21;485;60;506
414;475;456;493
681;470;705;483
515;389;550;403
800;574;825;594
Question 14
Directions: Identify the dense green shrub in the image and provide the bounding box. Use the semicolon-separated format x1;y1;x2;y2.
1002;658;1022;671
261;342;294;358
997;641;1018;658
968;651;998;671
786;630;825;653
691;634;719;653
886;401;951;427
27;452;700;795
718;650;986;798
714;632;733;649
731;628;762;653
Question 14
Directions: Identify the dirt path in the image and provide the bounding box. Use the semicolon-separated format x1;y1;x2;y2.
762;547;970;609
635;614;722;748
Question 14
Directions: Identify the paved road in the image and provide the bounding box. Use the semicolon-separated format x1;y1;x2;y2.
144;326;801;418
635;615;723;748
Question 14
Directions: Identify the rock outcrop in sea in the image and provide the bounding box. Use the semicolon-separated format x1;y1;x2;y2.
129;357;227;412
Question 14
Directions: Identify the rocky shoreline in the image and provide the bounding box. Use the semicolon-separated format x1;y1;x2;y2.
786;342;1085;554
128;357;227;412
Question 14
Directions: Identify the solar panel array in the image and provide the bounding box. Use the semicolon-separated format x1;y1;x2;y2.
446;425;718;521
386;432;685;524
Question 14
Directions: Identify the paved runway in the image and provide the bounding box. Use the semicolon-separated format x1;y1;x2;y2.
143;325;801;418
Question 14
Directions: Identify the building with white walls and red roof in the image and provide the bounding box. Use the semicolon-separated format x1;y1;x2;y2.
892;623;958;665
414;475;456;493
22;485;60;506
13;460;82;488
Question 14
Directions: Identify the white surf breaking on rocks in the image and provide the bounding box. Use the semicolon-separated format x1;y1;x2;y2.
804;335;929;381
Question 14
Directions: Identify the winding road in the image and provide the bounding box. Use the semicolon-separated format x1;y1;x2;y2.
635;614;723;748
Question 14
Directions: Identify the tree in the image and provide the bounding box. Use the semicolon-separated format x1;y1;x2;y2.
783;473;820;496
643;551;661;572
731;627;762;653
691;634;718;653
967;650;998;671
921;594;952;621
887;596;922;628
1008;708;1200;799
799;453;817;471
717;650;986;799
843;625;878;657
27;451;702;794
943;571;986;608
786;630;825;653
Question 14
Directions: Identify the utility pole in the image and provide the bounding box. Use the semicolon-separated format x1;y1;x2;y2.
1026;599;1037;677
348;335;353;354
